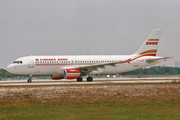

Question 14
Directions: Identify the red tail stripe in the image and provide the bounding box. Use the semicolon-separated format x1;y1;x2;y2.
130;54;156;62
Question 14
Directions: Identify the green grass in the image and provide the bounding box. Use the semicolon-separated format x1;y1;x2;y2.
0;102;180;120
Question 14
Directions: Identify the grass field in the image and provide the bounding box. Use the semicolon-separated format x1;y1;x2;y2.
1;102;180;120
0;84;180;119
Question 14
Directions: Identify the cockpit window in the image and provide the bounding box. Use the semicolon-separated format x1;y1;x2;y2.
13;61;23;64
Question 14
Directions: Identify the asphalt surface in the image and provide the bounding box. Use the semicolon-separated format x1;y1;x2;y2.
1;77;180;86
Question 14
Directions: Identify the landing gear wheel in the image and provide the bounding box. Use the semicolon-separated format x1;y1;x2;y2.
27;75;32;83
27;79;32;83
87;77;93;82
77;77;83;82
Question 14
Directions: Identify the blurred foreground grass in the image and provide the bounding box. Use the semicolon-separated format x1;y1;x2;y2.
0;102;180;120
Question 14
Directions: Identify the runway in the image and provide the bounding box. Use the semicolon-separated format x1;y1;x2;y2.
1;77;180;86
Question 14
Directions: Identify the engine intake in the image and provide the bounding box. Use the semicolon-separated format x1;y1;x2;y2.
64;69;80;79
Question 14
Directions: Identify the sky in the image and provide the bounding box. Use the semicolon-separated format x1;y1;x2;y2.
0;0;180;69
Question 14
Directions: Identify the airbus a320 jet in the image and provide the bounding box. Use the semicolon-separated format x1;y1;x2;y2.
7;29;171;83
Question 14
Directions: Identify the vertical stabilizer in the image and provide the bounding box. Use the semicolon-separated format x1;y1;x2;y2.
134;29;162;56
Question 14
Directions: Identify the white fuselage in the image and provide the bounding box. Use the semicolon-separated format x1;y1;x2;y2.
7;55;163;76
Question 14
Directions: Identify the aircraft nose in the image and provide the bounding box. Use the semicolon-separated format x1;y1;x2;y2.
7;64;14;73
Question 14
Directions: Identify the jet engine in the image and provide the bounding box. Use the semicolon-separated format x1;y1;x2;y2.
64;69;80;79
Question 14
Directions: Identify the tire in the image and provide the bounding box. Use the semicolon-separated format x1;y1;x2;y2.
28;79;32;83
77;77;83;82
87;77;93;82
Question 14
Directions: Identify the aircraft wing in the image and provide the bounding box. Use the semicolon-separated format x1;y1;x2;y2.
146;57;172;63
74;59;130;73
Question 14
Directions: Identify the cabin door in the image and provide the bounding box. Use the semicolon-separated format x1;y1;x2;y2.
28;56;34;68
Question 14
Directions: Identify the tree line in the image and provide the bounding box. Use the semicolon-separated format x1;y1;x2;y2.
126;66;180;75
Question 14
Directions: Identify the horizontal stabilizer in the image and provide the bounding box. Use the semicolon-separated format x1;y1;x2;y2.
146;57;172;63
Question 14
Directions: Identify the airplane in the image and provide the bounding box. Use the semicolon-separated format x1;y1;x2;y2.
7;29;171;83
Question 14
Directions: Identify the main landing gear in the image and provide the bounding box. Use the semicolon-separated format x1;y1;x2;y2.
77;77;83;82
27;75;32;83
76;76;93;82
87;76;93;82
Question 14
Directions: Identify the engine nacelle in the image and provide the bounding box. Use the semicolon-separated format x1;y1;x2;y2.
64;69;80;79
51;74;64;80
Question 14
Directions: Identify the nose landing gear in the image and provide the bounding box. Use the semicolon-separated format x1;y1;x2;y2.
27;75;32;83
27;79;32;83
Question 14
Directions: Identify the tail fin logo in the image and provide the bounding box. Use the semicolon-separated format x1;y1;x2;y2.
146;42;158;45
148;39;159;41
146;39;159;45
